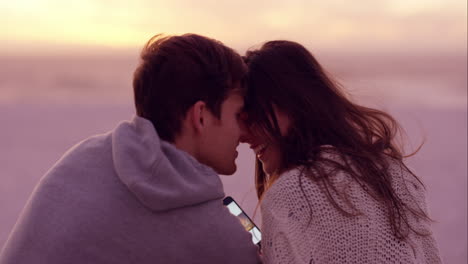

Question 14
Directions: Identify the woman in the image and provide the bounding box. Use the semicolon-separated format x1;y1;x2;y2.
240;41;442;263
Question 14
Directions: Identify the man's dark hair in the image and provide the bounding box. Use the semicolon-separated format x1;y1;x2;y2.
133;33;247;142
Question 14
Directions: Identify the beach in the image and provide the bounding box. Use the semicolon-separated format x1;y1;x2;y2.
0;102;466;263
0;53;466;263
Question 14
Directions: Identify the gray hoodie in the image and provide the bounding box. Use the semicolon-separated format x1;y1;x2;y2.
0;116;261;264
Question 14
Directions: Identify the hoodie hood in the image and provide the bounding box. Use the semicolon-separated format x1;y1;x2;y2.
111;115;225;211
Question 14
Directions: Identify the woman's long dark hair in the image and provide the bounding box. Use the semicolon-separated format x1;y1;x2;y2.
244;40;430;240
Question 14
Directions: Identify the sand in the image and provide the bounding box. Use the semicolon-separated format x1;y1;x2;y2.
0;102;466;263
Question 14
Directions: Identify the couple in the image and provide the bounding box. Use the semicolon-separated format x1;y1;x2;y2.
0;34;441;263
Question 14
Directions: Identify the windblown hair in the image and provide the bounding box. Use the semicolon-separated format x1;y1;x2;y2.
133;33;247;142
243;40;430;240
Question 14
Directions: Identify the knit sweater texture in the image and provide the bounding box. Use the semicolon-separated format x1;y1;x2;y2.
260;151;442;264
0;116;261;264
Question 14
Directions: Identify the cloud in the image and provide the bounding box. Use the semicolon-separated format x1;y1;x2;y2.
1;0;466;53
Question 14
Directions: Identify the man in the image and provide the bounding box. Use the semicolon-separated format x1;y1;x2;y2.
0;34;261;264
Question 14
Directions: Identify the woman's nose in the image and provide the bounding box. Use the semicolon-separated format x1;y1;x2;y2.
239;130;250;144
239;119;252;144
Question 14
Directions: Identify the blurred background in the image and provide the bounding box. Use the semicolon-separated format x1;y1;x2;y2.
1;0;466;262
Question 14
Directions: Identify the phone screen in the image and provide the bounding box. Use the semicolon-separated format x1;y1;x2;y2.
223;197;262;246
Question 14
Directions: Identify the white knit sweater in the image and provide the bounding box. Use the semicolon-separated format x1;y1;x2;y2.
260;154;442;263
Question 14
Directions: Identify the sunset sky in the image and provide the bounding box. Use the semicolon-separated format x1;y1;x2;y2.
2;0;467;54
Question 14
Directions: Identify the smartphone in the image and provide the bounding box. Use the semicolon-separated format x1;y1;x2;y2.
223;196;262;246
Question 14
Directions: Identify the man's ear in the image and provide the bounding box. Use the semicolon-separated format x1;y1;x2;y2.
188;101;207;133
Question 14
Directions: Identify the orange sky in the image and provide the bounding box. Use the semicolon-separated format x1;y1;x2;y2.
2;0;467;54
